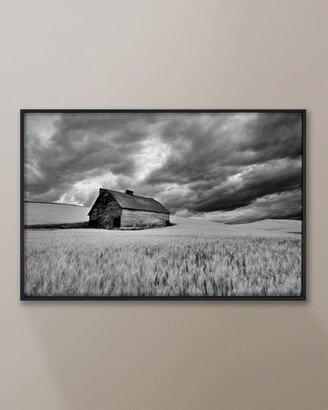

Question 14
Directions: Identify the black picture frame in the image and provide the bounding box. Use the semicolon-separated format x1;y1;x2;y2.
21;109;306;301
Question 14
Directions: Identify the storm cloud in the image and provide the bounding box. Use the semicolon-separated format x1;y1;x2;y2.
24;112;303;223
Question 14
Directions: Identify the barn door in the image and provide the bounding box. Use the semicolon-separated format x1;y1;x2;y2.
113;217;121;228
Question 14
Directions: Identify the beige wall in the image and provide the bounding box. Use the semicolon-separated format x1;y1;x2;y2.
0;1;327;409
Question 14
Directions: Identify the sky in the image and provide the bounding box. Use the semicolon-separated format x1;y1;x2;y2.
25;112;303;223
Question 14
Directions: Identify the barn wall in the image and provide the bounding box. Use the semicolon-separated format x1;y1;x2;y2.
89;192;122;228
121;209;170;228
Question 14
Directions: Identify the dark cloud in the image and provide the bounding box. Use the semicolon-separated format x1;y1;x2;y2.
207;190;302;224
25;113;158;201
25;112;303;223
190;158;301;213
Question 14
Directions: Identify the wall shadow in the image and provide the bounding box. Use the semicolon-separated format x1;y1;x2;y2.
23;301;328;410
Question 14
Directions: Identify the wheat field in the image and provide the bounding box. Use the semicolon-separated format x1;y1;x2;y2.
25;202;89;225
24;215;302;297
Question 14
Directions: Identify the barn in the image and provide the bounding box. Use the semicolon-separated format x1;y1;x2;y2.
88;188;170;229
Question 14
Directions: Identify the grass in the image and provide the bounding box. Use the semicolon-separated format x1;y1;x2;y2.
24;227;302;297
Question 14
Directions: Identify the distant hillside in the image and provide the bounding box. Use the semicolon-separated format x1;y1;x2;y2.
25;202;89;225
231;219;302;234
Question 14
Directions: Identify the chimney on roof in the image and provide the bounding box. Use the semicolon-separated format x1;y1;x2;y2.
125;189;134;196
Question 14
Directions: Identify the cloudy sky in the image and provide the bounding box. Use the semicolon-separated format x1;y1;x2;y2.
25;112;303;223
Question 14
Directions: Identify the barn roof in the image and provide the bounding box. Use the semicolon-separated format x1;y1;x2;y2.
89;189;170;215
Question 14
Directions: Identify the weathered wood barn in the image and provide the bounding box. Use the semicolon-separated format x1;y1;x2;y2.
88;189;170;229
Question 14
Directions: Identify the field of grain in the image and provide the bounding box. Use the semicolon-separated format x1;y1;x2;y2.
24;207;302;297
25;202;89;225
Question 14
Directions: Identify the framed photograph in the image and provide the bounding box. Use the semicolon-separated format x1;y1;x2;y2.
21;110;306;300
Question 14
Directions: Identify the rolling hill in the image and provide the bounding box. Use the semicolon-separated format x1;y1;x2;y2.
232;219;302;234
25;202;89;225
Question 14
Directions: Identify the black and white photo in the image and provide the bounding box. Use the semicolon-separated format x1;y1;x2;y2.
21;110;305;300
